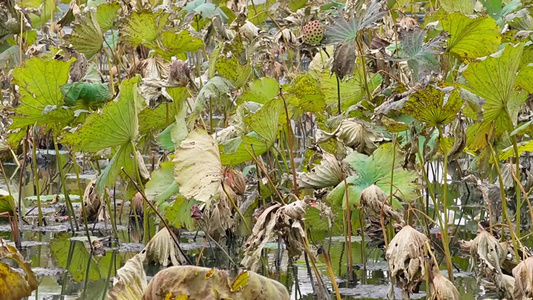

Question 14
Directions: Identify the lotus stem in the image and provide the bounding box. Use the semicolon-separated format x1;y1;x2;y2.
53;136;79;232
437;126;453;281
318;245;342;300
30;126;43;226
342;171;353;282
511;135;522;237
279;88;299;198
72;152;92;249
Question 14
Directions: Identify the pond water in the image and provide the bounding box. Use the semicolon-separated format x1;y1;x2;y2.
0;151;516;299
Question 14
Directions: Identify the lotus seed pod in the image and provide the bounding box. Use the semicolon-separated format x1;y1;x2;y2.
302;20;324;45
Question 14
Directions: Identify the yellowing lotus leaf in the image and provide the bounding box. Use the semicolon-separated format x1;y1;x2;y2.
0;238;38;300
173;129;223;206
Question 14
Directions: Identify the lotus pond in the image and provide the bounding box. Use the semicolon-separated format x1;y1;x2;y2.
3;0;533;299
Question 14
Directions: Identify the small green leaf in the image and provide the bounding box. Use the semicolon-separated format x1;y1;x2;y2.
67;10;104;59
154;30;203;59
238;78;279;105
96;2;120;32
61;82;111;106
164;196;196;230
245;98;283;145
215;55;251;88
402;86;463;127
220;134;269;166
440;0;475;14
120;11;170;47
287;73;325;112
145;161;180;207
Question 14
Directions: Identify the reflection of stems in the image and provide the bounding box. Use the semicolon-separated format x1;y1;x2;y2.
15;128;29;248
221;181;251;234
415;135;451;279
244;146;285;204
318;245;342;300
121;167;192;264
54;137;78;232
437;126;453;281
100;251;116;300
31;127;43;226
487;136;520;261
342;172;353;282
72;153;92;249
197;219;237;267
131;142;148;244
279;89;299;197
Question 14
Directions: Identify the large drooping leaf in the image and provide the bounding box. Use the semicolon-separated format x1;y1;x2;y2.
67;10;104;59
61;82;111;106
327;143;417;208
440;0;475;14
440;13;501;60
238;77;279;105
107;253;147;300
11;57;75;129
173;130;223;206
154;30;203;60
62;78;139;152
144;227;185;266
143;266;289;299
287;73;326;112
397;28;445;82
298;151;343;188
332;39;356;80
463;43;530;138
96;2;120;32
244;98;283;145
402;86;464;127
120;11;169;47
323;1;386;45
145;161;180;207
0;237;38;300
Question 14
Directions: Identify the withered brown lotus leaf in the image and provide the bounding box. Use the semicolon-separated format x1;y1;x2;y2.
386;225;428;295
360;184;405;225
429;270;460;300
0;238;38;300
144;227;185;267
298;151;343;189
513;256;533;300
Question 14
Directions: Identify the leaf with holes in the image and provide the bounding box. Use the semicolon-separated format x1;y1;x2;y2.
67;10;104;59
402;86;463;127
11;57;75;129
120;11;169;47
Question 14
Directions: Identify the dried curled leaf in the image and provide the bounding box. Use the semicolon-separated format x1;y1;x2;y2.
513;257;533;300
298;150;343;189
144;227;185;267
107;252;147;300
0;238;38;300
429;272;460;300
241;201;307;271
386;225;428;295
81;178;108;222
360;184;405;225
143;266;289;300
316;119;378;154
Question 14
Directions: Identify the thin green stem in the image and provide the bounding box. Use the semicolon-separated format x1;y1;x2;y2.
53;137;78;232
511;135;521;238
72;153;92;249
437;126;453;281
31;127;43;226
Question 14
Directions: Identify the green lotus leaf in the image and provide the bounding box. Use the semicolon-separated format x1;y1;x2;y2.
67;10;104;58
327;143;417;208
96;2;120;32
238;77;279;105
245;98;283;145
120;11;170;47
441;12;501;60
11;57;75;129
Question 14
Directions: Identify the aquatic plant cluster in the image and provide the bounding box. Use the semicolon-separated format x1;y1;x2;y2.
2;0;533;299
